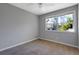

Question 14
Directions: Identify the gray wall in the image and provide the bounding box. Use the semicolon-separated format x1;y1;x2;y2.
0;4;39;50
78;4;79;47
39;5;78;46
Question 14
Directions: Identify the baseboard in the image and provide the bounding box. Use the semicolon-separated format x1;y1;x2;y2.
0;38;37;52
0;38;78;52
40;38;79;48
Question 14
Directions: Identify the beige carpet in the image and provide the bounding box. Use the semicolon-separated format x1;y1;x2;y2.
0;39;79;55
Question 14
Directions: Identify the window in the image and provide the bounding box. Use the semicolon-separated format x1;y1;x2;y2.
45;13;74;32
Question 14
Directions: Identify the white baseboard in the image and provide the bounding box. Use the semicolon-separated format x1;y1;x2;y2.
40;38;79;48
0;38;37;52
0;38;78;52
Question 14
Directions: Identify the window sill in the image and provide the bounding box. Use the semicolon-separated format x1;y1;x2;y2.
45;30;75;33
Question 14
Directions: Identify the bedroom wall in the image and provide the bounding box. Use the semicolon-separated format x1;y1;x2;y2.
39;5;78;47
0;3;39;50
78;4;79;47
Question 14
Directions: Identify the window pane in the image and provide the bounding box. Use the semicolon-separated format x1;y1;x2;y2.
46;17;58;30
57;14;74;32
45;14;74;32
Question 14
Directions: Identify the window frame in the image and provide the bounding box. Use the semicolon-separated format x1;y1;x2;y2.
45;10;76;32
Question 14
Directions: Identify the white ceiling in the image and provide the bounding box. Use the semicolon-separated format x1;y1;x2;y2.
10;3;77;15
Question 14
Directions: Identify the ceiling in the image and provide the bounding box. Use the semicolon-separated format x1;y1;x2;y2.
10;3;77;15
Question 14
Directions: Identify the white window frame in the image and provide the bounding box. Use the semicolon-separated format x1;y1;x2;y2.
45;10;76;32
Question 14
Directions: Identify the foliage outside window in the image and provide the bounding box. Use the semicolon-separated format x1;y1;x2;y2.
45;14;74;32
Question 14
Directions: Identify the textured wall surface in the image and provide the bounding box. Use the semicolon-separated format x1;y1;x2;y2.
39;5;78;47
0;4;39;50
